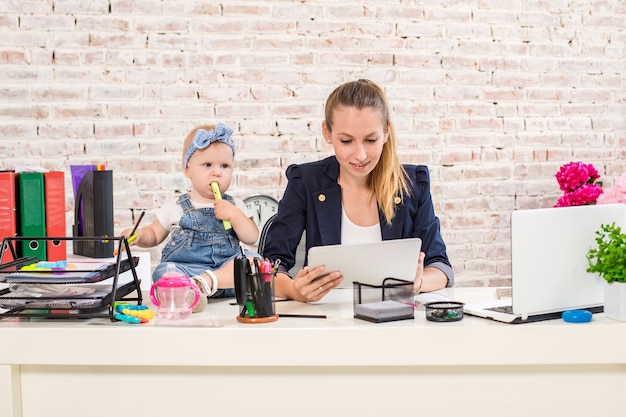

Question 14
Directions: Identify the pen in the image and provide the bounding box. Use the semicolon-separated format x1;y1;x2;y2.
114;210;146;256
245;300;256;318
229;298;290;306
260;259;273;282
278;314;328;319
128;210;146;237
252;258;269;317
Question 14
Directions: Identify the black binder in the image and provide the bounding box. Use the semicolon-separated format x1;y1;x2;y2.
72;170;114;258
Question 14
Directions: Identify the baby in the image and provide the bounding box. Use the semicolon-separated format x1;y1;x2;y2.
121;123;259;311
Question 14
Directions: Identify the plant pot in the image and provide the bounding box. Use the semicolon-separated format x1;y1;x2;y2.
604;281;626;321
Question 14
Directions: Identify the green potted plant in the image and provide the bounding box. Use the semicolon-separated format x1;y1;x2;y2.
586;222;626;321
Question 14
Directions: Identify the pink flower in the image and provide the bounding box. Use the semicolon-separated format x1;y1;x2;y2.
615;173;626;195
554;183;604;207
555;162;600;192
553;161;603;207
597;173;626;205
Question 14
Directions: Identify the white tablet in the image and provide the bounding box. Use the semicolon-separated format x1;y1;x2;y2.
307;238;422;288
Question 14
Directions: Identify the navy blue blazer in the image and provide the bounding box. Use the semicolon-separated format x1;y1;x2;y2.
263;156;454;286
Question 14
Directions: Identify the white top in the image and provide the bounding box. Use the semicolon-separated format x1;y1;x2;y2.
156;195;250;232
340;205;382;244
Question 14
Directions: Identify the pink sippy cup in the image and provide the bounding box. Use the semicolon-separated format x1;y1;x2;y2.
150;263;201;320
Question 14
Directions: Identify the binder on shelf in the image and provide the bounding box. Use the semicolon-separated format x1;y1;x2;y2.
70;165;96;235
0;171;18;263
70;164;97;198
17;172;47;260
72;170;114;258
44;171;67;261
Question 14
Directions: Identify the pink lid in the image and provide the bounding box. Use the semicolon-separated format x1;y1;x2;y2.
156;275;192;288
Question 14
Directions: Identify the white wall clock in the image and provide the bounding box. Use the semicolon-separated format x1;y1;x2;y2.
243;194;279;235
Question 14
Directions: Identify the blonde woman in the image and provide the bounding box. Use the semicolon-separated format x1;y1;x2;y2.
263;79;453;302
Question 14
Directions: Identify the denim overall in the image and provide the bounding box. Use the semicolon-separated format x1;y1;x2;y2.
152;193;239;298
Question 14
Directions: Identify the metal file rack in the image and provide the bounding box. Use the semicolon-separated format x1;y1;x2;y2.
0;236;142;321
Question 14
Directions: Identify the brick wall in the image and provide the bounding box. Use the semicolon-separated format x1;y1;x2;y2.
1;0;624;286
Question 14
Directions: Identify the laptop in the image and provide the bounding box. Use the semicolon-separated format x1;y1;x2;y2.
307;238;422;288
464;203;626;324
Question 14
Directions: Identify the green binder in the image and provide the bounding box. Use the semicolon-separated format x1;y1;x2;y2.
17;172;47;259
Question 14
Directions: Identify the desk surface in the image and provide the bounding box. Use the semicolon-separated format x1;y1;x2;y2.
1;287;625;367
3;287;626;417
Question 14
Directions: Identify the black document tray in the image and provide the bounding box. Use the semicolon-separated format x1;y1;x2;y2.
0;280;137;311
0;236;143;320
0;256;138;284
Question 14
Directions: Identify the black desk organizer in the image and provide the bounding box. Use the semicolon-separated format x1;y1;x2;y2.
353;278;415;323
0;236;142;321
233;256;278;323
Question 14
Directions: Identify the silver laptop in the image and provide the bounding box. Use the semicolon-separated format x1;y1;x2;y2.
307;238;422;288
464;203;626;324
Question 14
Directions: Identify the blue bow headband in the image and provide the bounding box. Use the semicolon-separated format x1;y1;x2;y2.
184;123;236;168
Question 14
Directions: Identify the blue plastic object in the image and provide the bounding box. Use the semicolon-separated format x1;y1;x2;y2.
562;309;593;323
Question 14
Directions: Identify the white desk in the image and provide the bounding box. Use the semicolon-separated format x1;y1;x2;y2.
1;287;625;417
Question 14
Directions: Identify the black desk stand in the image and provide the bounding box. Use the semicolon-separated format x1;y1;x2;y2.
0;236;142;321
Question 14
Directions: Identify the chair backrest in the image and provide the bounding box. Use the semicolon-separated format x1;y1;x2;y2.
256;213;276;256
258;213;306;276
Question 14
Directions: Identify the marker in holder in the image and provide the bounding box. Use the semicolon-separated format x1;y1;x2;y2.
233;256;278;323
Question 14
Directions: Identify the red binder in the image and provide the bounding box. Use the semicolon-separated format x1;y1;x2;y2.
44;171;67;261
0;171;17;263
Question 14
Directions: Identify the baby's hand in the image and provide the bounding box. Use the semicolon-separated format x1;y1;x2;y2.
213;199;237;222
120;227;140;246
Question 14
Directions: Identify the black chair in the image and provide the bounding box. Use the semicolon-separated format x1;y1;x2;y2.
257;213;306;276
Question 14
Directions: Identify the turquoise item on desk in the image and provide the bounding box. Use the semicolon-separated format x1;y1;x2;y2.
562;309;592;323
114;313;141;324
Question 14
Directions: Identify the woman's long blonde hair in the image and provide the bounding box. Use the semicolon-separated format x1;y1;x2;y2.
324;79;410;224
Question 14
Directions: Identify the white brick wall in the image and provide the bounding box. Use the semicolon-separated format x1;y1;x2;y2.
1;0;624;286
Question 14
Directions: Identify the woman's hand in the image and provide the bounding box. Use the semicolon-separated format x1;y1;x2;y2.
413;252;425;292
276;266;343;302
415;251;449;292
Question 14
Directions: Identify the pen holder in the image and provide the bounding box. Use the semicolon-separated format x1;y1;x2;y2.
233;257;278;323
353;278;415;323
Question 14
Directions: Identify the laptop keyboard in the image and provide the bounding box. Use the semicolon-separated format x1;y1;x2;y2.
486;305;513;314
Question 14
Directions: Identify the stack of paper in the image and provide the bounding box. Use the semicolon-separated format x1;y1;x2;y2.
354;300;414;322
